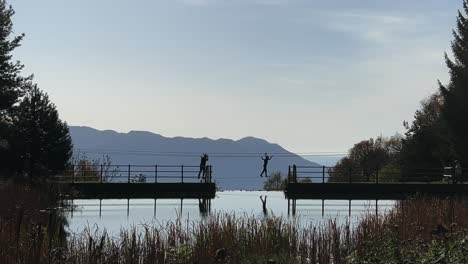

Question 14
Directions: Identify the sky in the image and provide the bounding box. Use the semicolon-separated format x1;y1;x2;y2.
9;0;462;153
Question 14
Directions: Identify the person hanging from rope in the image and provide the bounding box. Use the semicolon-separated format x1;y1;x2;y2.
198;153;209;179
260;153;273;177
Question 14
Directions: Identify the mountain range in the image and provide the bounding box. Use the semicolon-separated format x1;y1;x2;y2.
69;126;321;190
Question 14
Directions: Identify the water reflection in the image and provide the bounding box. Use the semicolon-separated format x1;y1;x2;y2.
67;191;396;234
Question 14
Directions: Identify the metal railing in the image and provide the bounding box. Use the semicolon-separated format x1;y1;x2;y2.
53;164;213;184
287;165;467;184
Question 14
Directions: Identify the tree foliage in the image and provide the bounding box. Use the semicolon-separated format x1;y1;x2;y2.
263;171;287;191
438;0;468;167
0;0;31;115
329;135;402;182
0;1;72;178
0;0;32;174
402;1;468;171
66;153;118;183
401;93;455;169
11;86;72;177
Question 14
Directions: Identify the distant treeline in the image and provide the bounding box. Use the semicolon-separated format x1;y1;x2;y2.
0;1;72;179
330;2;468;182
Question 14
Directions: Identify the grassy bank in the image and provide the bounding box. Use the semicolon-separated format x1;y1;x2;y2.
62;197;468;264
0;180;68;264
1;181;467;263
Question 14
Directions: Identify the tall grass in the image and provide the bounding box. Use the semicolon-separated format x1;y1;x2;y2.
0;180;68;264
63;215;352;264
1;179;468;263
60;198;468;263
349;197;468;263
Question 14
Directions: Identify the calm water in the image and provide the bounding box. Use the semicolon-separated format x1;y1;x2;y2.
67;191;396;234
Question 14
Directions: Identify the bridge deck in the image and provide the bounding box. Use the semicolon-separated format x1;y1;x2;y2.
58;182;216;199
54;164;216;199
285;182;468;200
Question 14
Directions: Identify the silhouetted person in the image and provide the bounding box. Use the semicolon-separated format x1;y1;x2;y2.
260;153;273;177
259;195;268;216
198;153;209;179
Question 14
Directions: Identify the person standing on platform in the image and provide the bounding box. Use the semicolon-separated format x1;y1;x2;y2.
260;153;273;177
198;153;209;179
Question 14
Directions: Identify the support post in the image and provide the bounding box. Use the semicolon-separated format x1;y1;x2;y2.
292;199;296;216
127;199;130;218
180;198;183;214
294;200;297;216
288;166;291;183
154;199;157;218
375;199;378;219
287;199;290;215
322;199;325;217
348;199;351;216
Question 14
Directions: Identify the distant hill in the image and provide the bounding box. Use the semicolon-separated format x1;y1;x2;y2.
303;156;343;167
69;126;321;190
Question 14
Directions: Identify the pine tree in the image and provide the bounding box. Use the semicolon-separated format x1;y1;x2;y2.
13;86;72;178
401;93;455;169
440;0;468;166
0;0;31;174
0;1;30;113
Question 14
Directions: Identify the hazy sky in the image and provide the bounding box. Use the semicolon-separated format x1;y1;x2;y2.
9;0;461;153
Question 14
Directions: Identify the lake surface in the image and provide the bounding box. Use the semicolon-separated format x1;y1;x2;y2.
67;191;396;234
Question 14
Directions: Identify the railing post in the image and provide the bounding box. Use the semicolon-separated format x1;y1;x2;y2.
210;165;213;183
288;166;291;183
155;165;158;183
293;165;297;183
128;164;131;183
72;164;75;184
100;164;103;183
322;165;325;184
181;165;184;183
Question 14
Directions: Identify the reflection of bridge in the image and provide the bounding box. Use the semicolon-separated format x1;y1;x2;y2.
55;165;215;200
68;198;212;218
285;165;468;215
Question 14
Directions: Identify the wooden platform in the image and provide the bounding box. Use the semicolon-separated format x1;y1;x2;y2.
285;182;468;200
57;182;216;199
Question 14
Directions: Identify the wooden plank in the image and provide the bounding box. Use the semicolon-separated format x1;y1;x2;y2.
56;182;216;199
285;183;468;200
